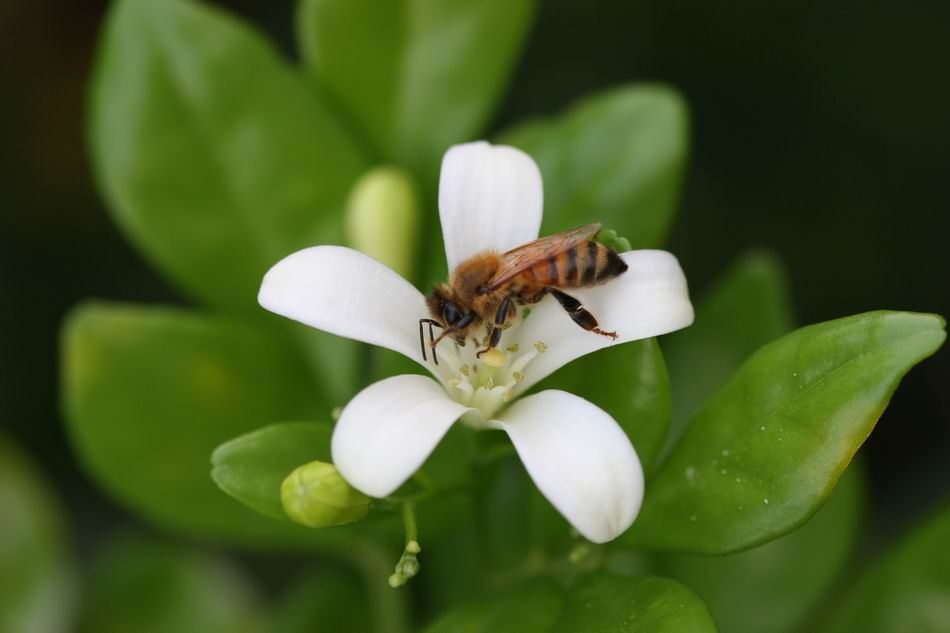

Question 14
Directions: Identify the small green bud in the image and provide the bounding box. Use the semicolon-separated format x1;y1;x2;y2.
345;166;420;278
281;460;371;528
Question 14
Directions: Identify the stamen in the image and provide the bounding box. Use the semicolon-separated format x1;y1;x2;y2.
507;343;520;353
534;340;548;353
512;371;526;383
460;364;471;376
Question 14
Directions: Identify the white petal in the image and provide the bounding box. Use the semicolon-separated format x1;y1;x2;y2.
514;250;694;393
259;245;439;371
494;390;644;543
331;375;471;498
439;141;543;271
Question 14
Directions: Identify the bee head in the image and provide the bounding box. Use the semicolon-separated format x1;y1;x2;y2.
426;285;474;344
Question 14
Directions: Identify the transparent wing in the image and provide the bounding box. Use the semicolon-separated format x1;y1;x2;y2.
487;223;602;290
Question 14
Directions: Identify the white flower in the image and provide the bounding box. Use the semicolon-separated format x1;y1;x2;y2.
258;141;694;543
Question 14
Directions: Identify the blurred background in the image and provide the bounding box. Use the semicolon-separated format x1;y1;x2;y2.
1;0;948;627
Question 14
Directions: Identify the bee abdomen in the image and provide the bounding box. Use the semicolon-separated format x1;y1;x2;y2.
526;240;627;288
567;240;627;287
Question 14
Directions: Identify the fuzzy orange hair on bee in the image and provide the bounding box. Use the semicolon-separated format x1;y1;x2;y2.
419;223;628;364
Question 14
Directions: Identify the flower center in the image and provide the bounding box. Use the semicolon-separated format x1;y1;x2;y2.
439;327;546;426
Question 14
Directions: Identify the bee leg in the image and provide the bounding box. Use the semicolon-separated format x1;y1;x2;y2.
476;327;504;359
548;289;617;339
475;298;513;359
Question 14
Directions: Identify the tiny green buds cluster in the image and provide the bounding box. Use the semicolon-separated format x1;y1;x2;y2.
344;166;420;279
388;540;422;588
281;460;371;528
595;227;632;253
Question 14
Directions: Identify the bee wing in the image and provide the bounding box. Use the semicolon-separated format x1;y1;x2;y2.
486;223;602;290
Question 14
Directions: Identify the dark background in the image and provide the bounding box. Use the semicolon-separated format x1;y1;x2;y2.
1;0;947;554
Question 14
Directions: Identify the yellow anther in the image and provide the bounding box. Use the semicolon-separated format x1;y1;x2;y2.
460;364;471;376
513;371;526;383
447;378;461;388
507;343;520;353
534;341;548;353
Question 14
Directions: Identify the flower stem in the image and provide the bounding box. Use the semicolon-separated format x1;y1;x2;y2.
402;502;418;545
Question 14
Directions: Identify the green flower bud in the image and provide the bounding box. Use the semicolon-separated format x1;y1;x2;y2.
344;166;420;279
281;460;371;528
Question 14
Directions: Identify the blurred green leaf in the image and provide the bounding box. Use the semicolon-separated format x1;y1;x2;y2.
79;537;260;633
423;574;717;633
423;580;563;633
554;574;718;633
0;437;77;633
211;422;333;521
500;84;689;249
657;463;865;633
535;338;671;472
297;0;536;177
62;302;353;549
629;311;945;553
266;567;371;633
663;251;793;447
89;0;367;310
819;504;950;633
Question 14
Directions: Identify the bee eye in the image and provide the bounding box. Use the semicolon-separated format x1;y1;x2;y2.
443;303;463;326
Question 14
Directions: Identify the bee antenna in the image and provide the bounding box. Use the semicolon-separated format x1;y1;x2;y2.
418;319;443;365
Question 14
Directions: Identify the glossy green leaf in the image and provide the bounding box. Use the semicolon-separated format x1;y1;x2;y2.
79;537;260;633
90;0;367;310
423;580;563;633
657;463;865;633
297;0;536;175
62;302;352;549
0;437;77;633
629;311;945;553
423;574;717;633
534;338;671;472
554;574;717;633
500;84;688;249
211;422;333;520
819;504;950;633
664;250;793;444
266;567;370;633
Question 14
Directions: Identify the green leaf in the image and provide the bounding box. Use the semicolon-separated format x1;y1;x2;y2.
79;537;261;633
0;436;77;633
62;302;352;549
266;567;371;633
423;575;718;633
663;250;794;452
423;580;563;633
819;503;950;633
534;338;671;472
89;0;367;310
500;84;688;249
297;0;536;175
657;463;865;633
211;422;333;520
629;311;946;553
554;574;718;633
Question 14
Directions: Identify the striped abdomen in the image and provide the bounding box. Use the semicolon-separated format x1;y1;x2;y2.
523;240;628;289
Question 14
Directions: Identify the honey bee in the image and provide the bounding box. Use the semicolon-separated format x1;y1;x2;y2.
420;223;628;364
